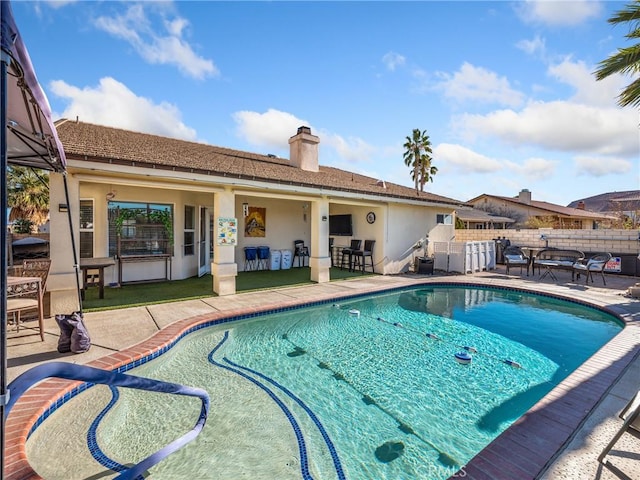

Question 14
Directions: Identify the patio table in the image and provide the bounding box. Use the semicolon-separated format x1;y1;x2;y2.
80;257;115;299
519;246;546;276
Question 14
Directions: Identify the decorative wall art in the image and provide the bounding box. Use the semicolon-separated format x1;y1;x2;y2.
244;207;266;237
217;217;237;245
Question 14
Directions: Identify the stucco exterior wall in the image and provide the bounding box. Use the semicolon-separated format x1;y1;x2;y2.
235;196;312;270
78;183;215;284
384;203;455;274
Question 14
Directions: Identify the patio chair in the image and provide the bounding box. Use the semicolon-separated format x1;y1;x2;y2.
293;240;309;267
503;246;530;276
352;240;375;273
572;252;612;285
598;390;640;465
7;259;51;340
340;239;362;271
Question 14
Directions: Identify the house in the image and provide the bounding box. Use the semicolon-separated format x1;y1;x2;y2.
48;121;464;313
455;207;515;229
466;189;614;230
568;190;640;228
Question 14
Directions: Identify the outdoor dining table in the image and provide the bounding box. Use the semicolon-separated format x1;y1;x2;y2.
80;257;116;299
519;246;546;276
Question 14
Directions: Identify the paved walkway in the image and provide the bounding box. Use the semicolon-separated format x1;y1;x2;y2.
6;265;640;479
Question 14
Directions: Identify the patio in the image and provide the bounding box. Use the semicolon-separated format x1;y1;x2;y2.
5;264;640;480
79;266;374;311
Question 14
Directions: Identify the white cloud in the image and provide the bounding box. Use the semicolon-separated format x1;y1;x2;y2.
516;35;546;57
232;110;376;163
382;52;406;71
44;0;79;9
94;4;218;80
516;0;602;27
434;143;503;173
456;99;638;158
320;131;376;163
504;157;556;181
453;57;639;159
232;109;308;150
574;155;633;177
548;58;626;107
434;62;525;107
50;77;198;141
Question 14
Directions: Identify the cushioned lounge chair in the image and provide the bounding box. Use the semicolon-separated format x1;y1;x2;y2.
503;246;530;276
572;252;612;285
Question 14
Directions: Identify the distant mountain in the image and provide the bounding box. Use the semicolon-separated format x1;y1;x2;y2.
568;190;640;213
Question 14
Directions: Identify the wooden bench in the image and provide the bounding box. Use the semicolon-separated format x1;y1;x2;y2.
533;249;584;280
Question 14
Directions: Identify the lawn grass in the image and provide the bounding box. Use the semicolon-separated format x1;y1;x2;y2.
82;266;373;312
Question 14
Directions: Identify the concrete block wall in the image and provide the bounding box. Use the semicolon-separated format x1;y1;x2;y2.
454;229;640;255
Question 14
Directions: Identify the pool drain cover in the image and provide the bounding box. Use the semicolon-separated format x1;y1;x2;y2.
375;441;405;463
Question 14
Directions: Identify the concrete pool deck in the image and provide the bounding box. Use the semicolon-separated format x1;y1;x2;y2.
5;265;640;479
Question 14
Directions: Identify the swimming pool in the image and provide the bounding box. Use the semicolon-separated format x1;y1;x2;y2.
25;286;622;479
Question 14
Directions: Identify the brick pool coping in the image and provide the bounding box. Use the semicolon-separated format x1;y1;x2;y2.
4;278;639;480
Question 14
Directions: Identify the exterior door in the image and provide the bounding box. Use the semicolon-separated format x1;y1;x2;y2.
198;206;211;276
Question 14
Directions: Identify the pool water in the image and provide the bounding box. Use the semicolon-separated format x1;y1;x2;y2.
26;286;622;480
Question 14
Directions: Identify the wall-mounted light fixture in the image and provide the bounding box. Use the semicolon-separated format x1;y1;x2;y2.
540;234;549;248
242;203;249;217
58;204;69;213
322;215;327;221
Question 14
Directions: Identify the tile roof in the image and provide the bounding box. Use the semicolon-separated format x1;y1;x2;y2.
456;207;515;223
568;190;640;212
55;119;463;207
469;193;615;220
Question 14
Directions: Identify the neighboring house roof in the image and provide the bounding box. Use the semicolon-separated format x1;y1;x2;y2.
467;193;614;220
455;207;515;224
567;190;640;212
55;120;463;207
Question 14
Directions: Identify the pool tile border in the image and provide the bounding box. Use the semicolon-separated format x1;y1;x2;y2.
4;279;638;480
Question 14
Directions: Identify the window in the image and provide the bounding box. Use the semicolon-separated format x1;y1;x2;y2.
184;205;195;256
108;201;173;257
79;199;94;258
436;213;453;225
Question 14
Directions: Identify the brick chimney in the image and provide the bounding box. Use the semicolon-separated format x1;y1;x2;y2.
289;126;319;172
518;189;532;205
577;201;585;210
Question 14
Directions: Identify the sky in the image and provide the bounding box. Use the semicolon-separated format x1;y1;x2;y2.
9;0;640;206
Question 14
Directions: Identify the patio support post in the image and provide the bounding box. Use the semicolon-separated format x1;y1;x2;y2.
211;189;237;296
48;172;82;314
309;198;331;283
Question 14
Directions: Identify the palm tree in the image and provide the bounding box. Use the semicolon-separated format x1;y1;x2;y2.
7;166;50;231
403;128;437;193
594;2;640;107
